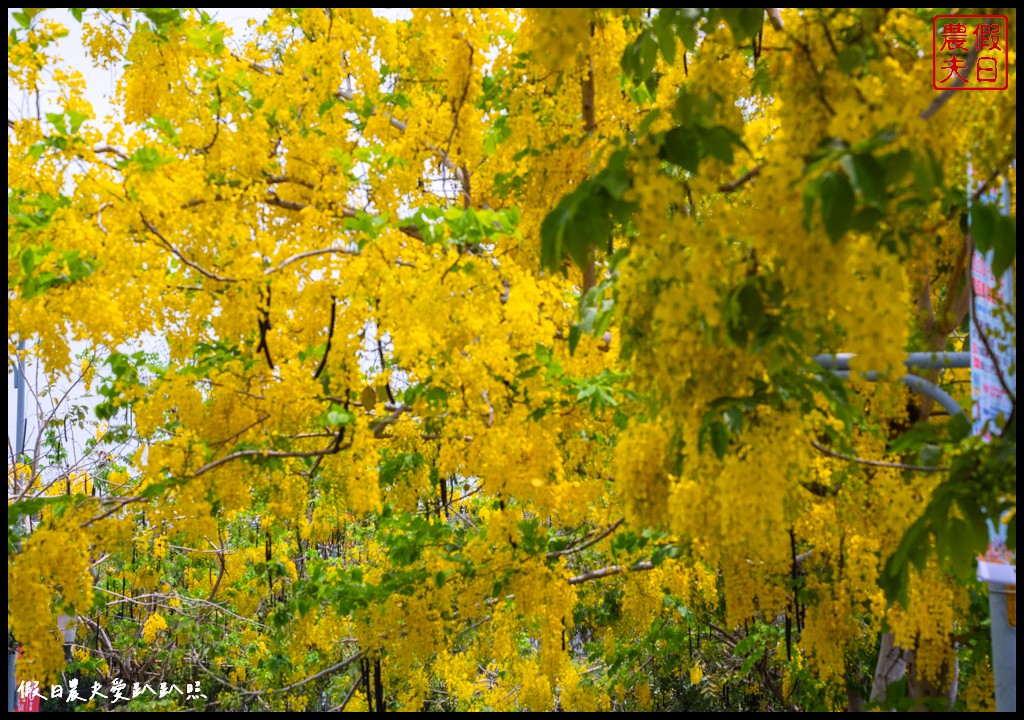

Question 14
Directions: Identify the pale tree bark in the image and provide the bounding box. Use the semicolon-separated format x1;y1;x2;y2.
870;632;909;705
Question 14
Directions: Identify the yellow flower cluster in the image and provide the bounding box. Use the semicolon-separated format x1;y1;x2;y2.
142;612;168;644
887;561;959;687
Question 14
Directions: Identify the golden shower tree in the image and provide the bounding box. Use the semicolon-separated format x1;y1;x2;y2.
8;7;1016;711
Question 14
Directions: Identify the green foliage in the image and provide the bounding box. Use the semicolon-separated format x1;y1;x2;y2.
621;8;764;90
883;432;1017;607
541;148;635;272
970;202;1017;277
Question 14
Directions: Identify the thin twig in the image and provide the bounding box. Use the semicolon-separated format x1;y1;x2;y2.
190;442;354;480
335;87;470;199
263;193;424;241
969;280;1016;407
96;587;269;628
328;670;365;712
141;216;237;282
266;248;358;275
78;495;149;527
547;518;624;559
210;415;270;448
809;439;947;472
718;164;764;193
243;651;365;697
313;296;337;380
373;404;411;438
93;144;129;160
567;560;655;585
206;535;227;603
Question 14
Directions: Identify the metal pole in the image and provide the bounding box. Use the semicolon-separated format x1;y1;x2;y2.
7;652;14;713
14;343;26;460
826;370;966;419
812;352;970;371
10;342;26;711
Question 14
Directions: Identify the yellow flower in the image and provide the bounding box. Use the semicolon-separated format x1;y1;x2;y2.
689;663;703;685
142;613;168;644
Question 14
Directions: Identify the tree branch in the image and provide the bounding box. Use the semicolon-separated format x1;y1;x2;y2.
373;404;411;438
191;441;353;480
266;248;359;275
567;560;654;585
336;86;470;201
718;164;764;193
547;518;624;559
313;296;337;380
206;536;227;603
809;439;947;472
141;216;238;283
78;494;149;528
243;650;365;697
329;670;365;712
969;263;1016;406
263;193;424;241
93;144;129;160
919;48;979;121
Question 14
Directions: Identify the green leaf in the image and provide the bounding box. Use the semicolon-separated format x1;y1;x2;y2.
662;127;699;173
596;149;631;200
653;18;676;65
917;445;943;468
818;171;855;244
802;178;819;233
850;206;884;232
638;33;659;81
123;146;175;173
736;283;763;328
700;125;746;165
567;324;582;355
570;193;610;266
947;413;971;443
709;421;729;460
724;406;744;434
67;108;89;134
848;153;886;206
46;112;68;136
139;8;184;33
751;60;772;96
634;107;659;137
19;247;35;277
837;46;862;74
969;204;996;254
326;407;355;426
911;150;940;196
721;8;764;43
540;193;578;271
677;9;701;51
880;149;912;185
146;115;179;144
991;215;1016;278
